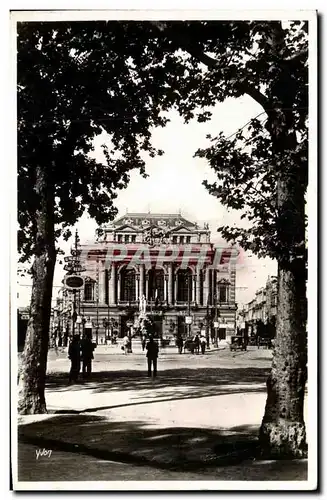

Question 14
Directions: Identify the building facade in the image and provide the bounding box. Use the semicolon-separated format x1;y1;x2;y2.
243;275;277;338
74;213;237;343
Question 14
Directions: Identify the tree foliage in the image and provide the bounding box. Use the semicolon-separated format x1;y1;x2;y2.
147;20;308;264
18;20;308;265
17;21;179;260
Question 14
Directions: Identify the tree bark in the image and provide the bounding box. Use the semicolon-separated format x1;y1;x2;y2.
259;260;307;458
18;165;56;415
260;111;307;458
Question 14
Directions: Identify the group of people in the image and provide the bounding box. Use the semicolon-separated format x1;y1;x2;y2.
67;330;211;384
176;333;207;355
68;332;96;384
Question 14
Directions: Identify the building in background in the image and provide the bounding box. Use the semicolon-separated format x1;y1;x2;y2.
68;212;238;344
243;275;277;339
17;306;29;351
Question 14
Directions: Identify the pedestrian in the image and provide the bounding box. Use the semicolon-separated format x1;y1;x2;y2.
194;334;200;354
200;333;206;354
211;330;215;344
146;335;159;377
81;332;95;379
176;335;184;354
123;334;129;354
68;334;81;384
141;334;147;351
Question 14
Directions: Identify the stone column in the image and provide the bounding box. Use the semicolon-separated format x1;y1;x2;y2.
139;264;145;299
145;272;149;300
192;274;196;303
164;275;168;302
117;271;121;303
196;267;201;305
168;263;173;305
229;262;236;304
135;273;139;302
175;270;179;303
203;267;210;306
109;264;116;305
99;266;106;304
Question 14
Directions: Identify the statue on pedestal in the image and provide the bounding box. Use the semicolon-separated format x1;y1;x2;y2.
139;294;147;314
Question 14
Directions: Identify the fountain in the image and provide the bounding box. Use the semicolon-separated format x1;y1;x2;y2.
133;295;153;337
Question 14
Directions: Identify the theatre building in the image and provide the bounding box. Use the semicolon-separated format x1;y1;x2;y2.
78;213;237;343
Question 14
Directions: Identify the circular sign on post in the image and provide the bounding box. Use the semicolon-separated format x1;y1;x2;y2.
185;316;192;325
64;275;84;290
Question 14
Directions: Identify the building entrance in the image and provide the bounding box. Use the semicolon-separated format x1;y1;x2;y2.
177;316;188;337
148;315;163;339
218;327;226;340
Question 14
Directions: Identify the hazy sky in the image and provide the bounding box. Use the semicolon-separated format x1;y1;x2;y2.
17;94;277;308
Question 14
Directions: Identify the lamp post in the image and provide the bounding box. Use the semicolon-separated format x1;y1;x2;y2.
72;290;77;337
78;290;81;336
95;256;99;345
107;268;112;344
187;273;191;338
205;298;210;348
126;274;134;353
214;293;218;348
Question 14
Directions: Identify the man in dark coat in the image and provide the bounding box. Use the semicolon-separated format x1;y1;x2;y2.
146;335;159;377
194;334;200;354
176;335;184;354
68;335;81;384
81;332;95;378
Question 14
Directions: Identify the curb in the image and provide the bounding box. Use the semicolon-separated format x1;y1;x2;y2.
18;433;260;472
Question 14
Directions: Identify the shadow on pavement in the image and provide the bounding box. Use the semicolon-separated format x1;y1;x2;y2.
19;414;261;473
46;366;270;394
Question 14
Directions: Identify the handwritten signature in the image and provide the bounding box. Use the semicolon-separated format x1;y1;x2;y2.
35;448;52;460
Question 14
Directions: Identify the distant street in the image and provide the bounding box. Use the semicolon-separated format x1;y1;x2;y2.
17;345;307;484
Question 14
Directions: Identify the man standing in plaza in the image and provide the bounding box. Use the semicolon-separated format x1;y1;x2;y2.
176;334;184;354
146;335;159;377
122;334;129;354
81;332;95;378
200;333;207;355
68;335;81;384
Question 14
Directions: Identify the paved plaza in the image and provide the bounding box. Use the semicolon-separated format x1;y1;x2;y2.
17;344;308;483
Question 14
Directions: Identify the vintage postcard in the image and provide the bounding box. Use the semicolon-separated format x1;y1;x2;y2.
10;7;317;491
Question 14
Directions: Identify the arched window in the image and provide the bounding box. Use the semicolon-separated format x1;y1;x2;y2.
120;267;136;302
177;268;192;302
148;268;164;302
84;278;95;301
219;285;227;303
218;279;230;303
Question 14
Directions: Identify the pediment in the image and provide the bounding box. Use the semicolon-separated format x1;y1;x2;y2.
179;217;196;228
114;224;138;232
84;276;96;283
217;278;231;285
172;225;193;233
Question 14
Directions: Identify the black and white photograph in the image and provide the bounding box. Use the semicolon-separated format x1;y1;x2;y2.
10;8;317;491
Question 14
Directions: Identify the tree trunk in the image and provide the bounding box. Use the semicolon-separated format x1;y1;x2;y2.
259;260;307;458
18;165;56;415
260;108;307;457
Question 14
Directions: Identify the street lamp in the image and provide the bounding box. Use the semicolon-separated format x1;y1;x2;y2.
184;273;193;338
213;293;219;348
205;299;210;349
107;267;112;344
